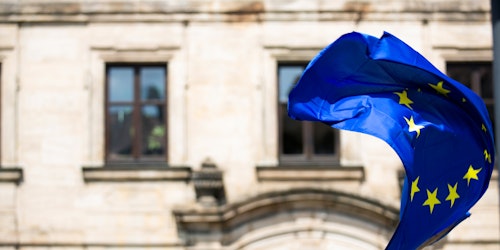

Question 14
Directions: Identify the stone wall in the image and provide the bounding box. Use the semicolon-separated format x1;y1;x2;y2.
0;0;497;249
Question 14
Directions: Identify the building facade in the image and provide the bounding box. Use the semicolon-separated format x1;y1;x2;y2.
0;0;498;249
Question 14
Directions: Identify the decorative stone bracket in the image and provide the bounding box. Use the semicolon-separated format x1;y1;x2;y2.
191;161;226;207
0;167;23;185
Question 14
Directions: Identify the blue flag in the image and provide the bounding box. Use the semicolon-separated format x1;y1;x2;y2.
288;32;495;249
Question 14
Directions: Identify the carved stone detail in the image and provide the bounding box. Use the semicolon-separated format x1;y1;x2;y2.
192;160;226;206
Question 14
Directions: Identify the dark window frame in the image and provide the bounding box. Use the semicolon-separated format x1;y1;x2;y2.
105;63;168;163
277;62;340;164
446;61;494;133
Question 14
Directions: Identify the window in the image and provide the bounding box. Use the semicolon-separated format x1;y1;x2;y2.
278;63;339;163
106;64;167;162
446;62;494;132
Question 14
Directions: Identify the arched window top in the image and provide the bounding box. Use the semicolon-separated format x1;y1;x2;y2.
174;188;399;248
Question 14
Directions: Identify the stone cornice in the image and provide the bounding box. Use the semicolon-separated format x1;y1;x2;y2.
0;1;490;24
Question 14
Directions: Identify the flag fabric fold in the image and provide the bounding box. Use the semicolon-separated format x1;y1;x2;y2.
288;31;495;249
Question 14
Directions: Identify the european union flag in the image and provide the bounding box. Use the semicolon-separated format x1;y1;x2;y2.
288;32;495;249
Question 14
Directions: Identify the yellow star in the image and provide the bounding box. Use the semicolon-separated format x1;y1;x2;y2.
404;116;424;137
482;124;487;132
429;81;450;96
423;188;441;214
410;176;420;202
394;90;414;109
445;182;460;208
484;149;492;164
463;165;482;186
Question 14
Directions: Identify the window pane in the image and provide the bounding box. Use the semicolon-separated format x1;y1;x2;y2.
141;67;165;101
281;104;303;154
141;105;165;156
480;66;493;99
313;122;335;154
108;106;133;157
278;65;305;103
108;67;134;102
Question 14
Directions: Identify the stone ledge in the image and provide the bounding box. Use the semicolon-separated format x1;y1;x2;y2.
82;164;191;182
0;167;23;185
256;165;364;182
0;242;183;248
0;2;489;24
1;12;489;24
0;1;489;15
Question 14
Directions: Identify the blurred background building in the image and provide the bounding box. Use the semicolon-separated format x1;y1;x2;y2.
0;0;498;249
